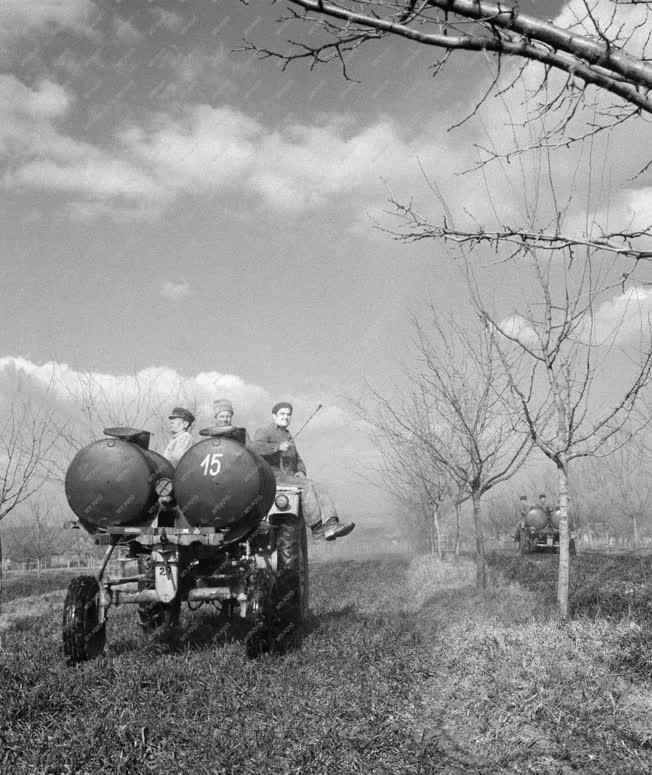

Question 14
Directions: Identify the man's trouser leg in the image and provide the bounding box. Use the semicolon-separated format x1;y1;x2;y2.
311;482;338;522
277;475;322;529
296;478;324;529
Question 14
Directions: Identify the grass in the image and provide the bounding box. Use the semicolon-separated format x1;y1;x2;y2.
0;553;650;774
1;569;88;604
487;552;652;685
487;553;652;624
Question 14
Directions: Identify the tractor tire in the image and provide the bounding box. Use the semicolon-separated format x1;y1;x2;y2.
244;571;276;659
244;517;309;659
63;575;106;664
274;516;309;648
519;535;531;555
136;555;180;632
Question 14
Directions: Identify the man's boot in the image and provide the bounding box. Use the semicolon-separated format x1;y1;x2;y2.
310;521;325;541
323;517;355;541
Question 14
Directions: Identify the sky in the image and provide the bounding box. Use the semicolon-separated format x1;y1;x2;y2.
1;0;651;523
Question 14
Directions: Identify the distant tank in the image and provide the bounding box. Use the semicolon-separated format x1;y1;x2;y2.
524;506;549;530
173;435;276;532
515;501;576;556
65;428;173;533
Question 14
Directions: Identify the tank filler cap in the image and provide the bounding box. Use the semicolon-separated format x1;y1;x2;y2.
103;427;151;450
198;426;247;445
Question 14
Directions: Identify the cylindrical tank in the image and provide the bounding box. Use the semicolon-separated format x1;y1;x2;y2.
524;506;549;529
65;439;174;533
173;437;276;530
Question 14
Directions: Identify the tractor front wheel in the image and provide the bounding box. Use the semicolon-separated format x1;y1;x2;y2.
63;575;106;664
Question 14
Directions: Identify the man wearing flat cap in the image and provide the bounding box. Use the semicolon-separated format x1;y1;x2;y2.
253;402;355;541
163;406;195;467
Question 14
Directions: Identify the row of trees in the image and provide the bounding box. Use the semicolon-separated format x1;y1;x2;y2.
358;247;652;618
1;499;96;575
246;0;652;620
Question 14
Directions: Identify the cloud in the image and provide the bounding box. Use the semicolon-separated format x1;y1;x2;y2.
0;0;96;46
2;78;425;220
8;157;166;201
120;106;411;213
66;200;162;222
593;287;652;345
498;288;652;353
0;75;73;128
0;357;350;437
555;0;650;59
497;315;538;347
113;16;142;44
160;280;192;300
3;1;647;236
150;8;186;34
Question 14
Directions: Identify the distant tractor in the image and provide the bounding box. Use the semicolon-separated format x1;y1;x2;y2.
62;426;308;664
515;504;577;556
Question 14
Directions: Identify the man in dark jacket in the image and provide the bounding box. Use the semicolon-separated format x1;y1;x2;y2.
253;401;355;541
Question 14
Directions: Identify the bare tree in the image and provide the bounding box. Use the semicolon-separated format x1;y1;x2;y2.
4;499;64;576
358;311;532;589
252;2;652;117
460;246;652;617
596;431;652;551
58;370;163;451
0;398;60;601
367;430;453;556
62;522;96;569
248;1;652;262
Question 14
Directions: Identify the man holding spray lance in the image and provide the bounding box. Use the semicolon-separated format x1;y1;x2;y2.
253;401;355;541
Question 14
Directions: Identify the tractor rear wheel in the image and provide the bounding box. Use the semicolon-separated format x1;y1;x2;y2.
244;517;309;659
275;516;309;648
63;575;106;664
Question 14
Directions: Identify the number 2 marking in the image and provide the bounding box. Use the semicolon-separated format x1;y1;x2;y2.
200;453;223;476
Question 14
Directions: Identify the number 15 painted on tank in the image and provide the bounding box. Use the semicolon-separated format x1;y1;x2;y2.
200;453;223;476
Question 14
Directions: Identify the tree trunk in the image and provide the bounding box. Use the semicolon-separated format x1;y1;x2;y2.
432;505;442;560
421;504;434;554
632;512;639;553
557;462;570;621
471;489;486;590
454;502;462;560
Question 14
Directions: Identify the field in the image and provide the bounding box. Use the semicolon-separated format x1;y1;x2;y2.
0;550;650;775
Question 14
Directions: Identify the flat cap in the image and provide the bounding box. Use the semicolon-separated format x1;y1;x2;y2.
272;401;293;415
169;407;195;424
213;399;234;414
